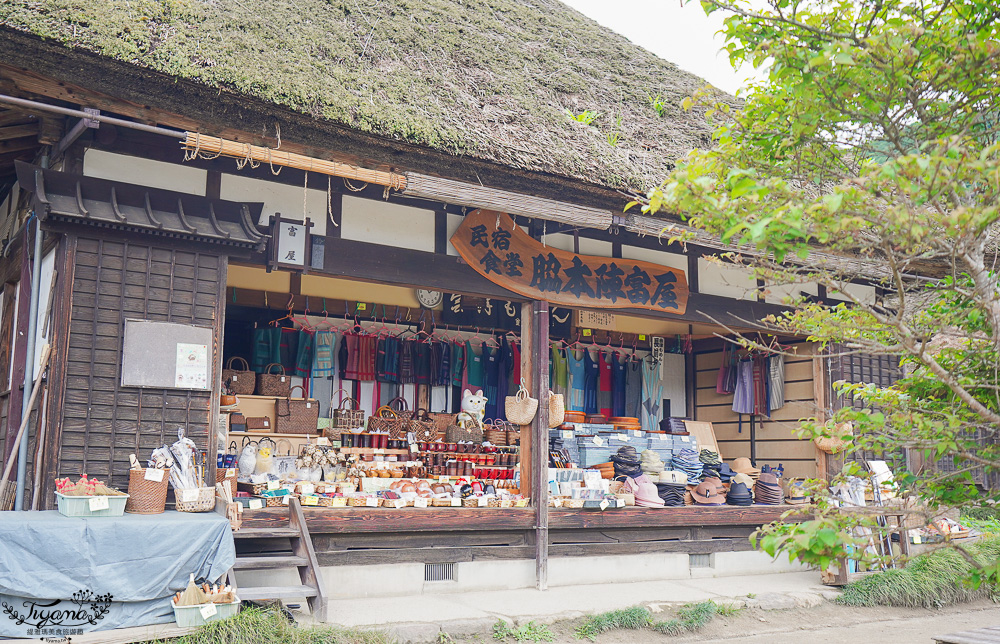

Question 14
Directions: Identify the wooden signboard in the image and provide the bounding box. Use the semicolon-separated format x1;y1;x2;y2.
451;210;689;314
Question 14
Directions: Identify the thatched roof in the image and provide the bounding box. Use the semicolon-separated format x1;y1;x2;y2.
0;0;722;194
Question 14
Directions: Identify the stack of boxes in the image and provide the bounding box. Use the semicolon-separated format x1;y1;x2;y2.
550;424;698;470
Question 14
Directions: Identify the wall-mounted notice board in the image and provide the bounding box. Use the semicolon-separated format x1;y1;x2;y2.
121;319;213;390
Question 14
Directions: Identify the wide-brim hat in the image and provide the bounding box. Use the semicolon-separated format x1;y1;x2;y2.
731;457;761;475
701;476;725;493
732;472;755;487
658;470;688;485
635;480;666;507
726;482;754;505
691;481;727;505
757;472;780;488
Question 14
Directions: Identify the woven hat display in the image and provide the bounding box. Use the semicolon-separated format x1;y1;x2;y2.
640;450;665;475
731;457;761;479
699;449;722;466
726;481;754;506
753;472;784;505
655;482;687;507
673;448;703;482
611;446;642;478
691;480;727;505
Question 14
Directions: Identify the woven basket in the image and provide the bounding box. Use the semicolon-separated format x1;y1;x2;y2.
367;400;410;438
485;423;508;446
349;496;381;507
322;393;365;439
215;467;237;498
815;421;853;454
408;408;438;442
615;493;636;506
125;468;171;514
548;391;565;428
245;416;272;431
237;481;268;495
427;413;456;439
259;494;284;507
462;497;480;508
505;386;538;426
175;487;216;512
446;414;484;443
257;363;291;397
275;385;320;434
317;495;335;507
487;497;503;508
431;497;457;507
563;498;585;509
222;357;255;395
506;424;521;445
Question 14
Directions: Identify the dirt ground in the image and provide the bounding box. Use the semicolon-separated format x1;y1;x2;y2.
450;600;1000;643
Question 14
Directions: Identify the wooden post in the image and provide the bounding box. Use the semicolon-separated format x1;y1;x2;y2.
519;303;533;498
531;300;550;590
812;344;832;480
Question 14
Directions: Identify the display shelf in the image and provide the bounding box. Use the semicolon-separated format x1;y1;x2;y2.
339;447;410;455
229;431;320;439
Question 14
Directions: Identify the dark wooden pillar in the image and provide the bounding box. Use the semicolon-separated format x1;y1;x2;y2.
531;300;550;590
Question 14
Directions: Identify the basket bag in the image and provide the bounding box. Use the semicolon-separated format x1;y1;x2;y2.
275;385;320;434
484;419;508;446
548;390;565;428
125;468;171;515
222;357;255;395
367;397;409;437
505;384;538;426
447;413;484;443
321;391;365;439
408;408;439;442
245;416;271;431
815;421;853;454
257;363;291;397
427;412;456;439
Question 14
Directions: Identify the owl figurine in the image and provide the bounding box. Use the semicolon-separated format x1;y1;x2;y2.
238;443;257;478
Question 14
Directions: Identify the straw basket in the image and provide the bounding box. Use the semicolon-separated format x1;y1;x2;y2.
222;357;255;395
485;423;508;446
505;386;538;426
257;363;291;397
125;468;171;515
548;391;565;428
215;468;237;498
275;386;320;434
815;421;853;454
175;487;216;512
447;414;484;443
407;408;438;442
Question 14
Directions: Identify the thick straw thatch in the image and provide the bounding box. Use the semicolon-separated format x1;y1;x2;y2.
0;0;723;193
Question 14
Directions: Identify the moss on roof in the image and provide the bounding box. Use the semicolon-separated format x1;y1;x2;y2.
0;0;722;191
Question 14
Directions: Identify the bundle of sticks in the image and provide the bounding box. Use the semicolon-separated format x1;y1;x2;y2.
173;574;237;606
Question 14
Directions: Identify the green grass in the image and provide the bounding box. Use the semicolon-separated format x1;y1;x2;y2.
492;619;555;642
148;607;396;644
837;535;1000;608
652;601;740;636
574;606;651;641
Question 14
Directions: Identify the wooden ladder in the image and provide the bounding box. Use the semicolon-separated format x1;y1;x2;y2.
227;497;328;622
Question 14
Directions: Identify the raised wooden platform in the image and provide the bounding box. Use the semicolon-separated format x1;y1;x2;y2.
238;505;791;566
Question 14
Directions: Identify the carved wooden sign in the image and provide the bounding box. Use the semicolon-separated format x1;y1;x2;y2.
451;210;689;314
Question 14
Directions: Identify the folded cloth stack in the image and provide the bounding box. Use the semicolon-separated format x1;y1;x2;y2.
611;446;642;478
753;472;784;504
691;477;727;506
654;470;688;507
726;477;754;506
631;474;665;508
731;457;761;482
699;449;722;466
673;448;704;482
640;450;666;477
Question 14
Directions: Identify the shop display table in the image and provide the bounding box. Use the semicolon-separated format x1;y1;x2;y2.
0;510;235;637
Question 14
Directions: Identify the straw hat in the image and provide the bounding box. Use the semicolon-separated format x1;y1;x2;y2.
731;472;755;488
731;457;761;476
658;470;688;485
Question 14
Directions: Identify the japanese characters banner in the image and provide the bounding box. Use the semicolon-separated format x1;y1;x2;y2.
451;210;688;314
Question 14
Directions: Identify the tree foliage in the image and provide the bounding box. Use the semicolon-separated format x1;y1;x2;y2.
643;0;1000;580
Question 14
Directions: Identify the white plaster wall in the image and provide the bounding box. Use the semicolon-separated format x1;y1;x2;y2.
220;173;328;235
446;213;463;256
688;551;811;579
764;280;820;305
698;258;758;301
83;149;207;196
620;244;689;273
340;195;435;252
828;281;877;306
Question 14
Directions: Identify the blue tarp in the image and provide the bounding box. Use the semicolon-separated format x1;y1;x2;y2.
0;510;235;637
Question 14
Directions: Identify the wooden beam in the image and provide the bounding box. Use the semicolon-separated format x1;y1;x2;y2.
0;123;38;141
0;136;39;154
0;110;38;128
532;300;550;590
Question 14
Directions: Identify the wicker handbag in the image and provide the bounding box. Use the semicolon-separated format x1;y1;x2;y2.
548;390;565;428
257;363;291;397
408;408;438;442
330;392;365;431
505;385;538;426
245;416;272;431
484;419;508;446
222;357;255;395
367;397;410;437
427;412;456;439
447;413;484;442
125;468;171;514
275;385;320;434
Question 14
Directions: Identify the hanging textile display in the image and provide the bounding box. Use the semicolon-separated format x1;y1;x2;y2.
769;354;785;410
640;357;662;432
583;349;599;415
625;359;642;419
464;340;485;391
611;352;627;418
732;358;755;415
566;349;585;412
312;331;338;377
598;351;612;417
294;328;315;377
550;345;568;399
483;342;501;420
251;326;281;373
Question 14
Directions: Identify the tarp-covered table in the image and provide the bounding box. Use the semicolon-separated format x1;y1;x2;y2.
0;510;235;637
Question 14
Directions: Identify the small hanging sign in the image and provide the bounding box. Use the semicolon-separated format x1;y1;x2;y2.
268;214;313;273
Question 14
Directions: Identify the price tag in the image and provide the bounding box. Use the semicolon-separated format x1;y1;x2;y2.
639;334;647;341
515;499;529;508
199;603;218;619
365;497;378;507
225;468;236;478
592;436;604;447
680;436;690;442
306;402;312;409
616;433;629;441
262;419;270;428
375;461;387;470
582;328;592;337
144;468;165;482
450;498;461;507
88;496;109;511
248;499;263;510
374;448;385;455
282;495;291;505
178;489;198;503
317;437;330;446
500;499;512;508
299;483;315;495
632;430;642;438
231;374;239;382
439;476;449;483
658;434;670;441
414;497;429;508
393;499;406;509
357;303;367;311
477;497;489;507
552;498;562;507
301;495;318;506
600;500;609;511
280;376;287;383
562;430;573;440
